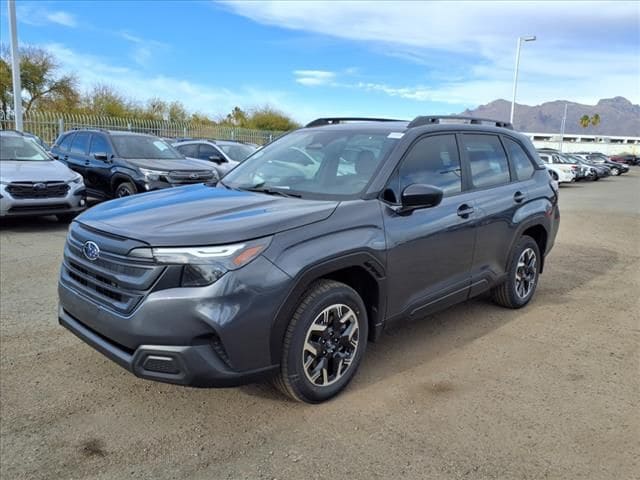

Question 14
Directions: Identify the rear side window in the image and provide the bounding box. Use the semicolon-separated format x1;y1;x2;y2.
70;132;90;155
398;134;462;196
57;133;75;152
198;143;222;160
89;134;112;156
461;134;511;188
503;137;535;180
176;144;199;158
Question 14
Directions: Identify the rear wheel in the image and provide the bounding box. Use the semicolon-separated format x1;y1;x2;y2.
274;280;368;403
492;235;541;309
115;181;137;198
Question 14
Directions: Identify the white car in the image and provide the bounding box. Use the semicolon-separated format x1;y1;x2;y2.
538;153;576;183
1;130;86;221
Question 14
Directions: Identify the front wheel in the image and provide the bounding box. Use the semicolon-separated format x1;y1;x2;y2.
115;181;137;198
610;168;620;176
274;280;368;403
492;235;541;309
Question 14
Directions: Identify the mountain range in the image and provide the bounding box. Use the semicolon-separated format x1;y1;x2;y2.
459;97;639;136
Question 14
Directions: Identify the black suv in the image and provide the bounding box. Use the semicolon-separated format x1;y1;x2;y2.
51;130;219;198
58;116;560;403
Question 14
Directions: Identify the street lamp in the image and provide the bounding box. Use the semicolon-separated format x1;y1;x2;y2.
510;35;536;125
7;0;23;132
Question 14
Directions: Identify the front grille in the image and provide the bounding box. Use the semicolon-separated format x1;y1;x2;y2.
168;170;214;185
9;203;69;213
61;228;165;315
7;182;70;199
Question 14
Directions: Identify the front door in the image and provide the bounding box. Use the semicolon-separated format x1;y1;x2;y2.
86;133;114;196
383;133;476;320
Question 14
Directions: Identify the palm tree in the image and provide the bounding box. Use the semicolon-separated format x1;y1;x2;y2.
591;113;601;127
579;115;591;128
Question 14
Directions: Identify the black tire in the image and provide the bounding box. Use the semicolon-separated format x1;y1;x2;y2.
492;235;541;309
550;170;559;181
274;279;368;403
115;181;137;198
56;213;77;223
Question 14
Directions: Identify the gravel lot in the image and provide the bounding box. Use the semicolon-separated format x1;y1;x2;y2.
1;172;638;480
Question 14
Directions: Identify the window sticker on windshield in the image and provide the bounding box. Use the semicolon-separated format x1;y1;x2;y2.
153;141;169;151
387;132;404;139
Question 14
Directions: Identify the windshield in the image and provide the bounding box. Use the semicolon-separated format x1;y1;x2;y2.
222;128;401;198
0;135;52;161
111;135;184;159
218;143;256;162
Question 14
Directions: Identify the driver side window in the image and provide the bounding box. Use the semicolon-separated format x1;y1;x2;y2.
397;134;462;198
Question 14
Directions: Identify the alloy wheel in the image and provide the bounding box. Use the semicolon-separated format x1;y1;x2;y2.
117;186;132;197
302;304;359;387
515;248;537;299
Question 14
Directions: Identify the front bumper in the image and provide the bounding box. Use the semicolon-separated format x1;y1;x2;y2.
59;307;278;387
58;247;292;387
0;183;86;217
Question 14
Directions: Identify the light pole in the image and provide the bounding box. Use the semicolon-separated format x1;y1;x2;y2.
510;35;536;125
7;0;23;131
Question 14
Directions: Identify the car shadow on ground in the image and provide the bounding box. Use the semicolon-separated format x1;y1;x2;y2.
0;215;70;233
241;243;620;401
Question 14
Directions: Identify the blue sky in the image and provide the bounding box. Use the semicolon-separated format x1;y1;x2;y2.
0;0;638;123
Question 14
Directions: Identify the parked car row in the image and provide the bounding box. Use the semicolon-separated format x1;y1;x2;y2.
1;128;258;219
536;148;632;184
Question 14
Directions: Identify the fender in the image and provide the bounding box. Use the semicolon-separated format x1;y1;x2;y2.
508;207;553;271
109;170;138;196
268;251;387;365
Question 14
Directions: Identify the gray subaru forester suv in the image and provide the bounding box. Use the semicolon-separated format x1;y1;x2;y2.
58;116;560;403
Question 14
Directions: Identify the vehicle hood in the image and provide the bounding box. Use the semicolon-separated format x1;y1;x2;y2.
0;160;77;182
76;184;339;246
125;157;215;171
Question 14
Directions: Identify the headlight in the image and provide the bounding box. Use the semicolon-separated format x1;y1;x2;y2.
129;237;271;287
140;168;169;182
69;173;83;184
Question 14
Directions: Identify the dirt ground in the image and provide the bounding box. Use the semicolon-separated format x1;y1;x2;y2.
1;171;638;480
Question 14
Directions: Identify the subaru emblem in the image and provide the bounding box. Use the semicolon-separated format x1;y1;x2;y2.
33;183;47;191
189;173;199;179
83;241;100;261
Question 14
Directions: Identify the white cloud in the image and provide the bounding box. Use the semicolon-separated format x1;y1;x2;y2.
293;70;336;86
43;43;294;118
17;5;77;28
45;11;77;28
223;1;640;106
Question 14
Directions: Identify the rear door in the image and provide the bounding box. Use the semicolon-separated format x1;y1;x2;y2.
459;133;528;290
383;133;477;320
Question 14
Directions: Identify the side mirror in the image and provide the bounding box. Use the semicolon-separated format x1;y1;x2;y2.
94;152;109;162
209;154;226;164
399;184;443;213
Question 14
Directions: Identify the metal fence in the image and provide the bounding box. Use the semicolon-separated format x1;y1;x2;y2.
0;111;284;145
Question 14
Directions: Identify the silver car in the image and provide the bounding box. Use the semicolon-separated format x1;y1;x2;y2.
1;130;86;221
172;139;257;176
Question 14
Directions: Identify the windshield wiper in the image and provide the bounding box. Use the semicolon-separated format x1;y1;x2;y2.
244;187;302;198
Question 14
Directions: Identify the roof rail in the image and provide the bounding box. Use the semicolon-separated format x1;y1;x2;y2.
70;127;109;133
407;115;513;130
305;117;404;128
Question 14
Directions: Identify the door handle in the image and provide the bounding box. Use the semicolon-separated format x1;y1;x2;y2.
457;204;474;218
513;191;526;203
